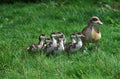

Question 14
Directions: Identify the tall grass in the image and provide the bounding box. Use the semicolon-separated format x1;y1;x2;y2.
0;2;120;79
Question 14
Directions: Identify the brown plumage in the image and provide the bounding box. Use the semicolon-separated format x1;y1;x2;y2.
81;16;103;49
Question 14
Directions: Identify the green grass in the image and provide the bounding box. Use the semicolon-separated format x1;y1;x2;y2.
0;2;120;79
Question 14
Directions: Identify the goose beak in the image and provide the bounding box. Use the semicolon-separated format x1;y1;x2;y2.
97;20;103;25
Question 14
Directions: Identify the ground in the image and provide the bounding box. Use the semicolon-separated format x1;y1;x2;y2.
0;1;120;79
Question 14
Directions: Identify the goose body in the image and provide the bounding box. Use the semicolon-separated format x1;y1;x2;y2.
91;27;101;41
27;34;46;52
42;38;51;50
54;35;64;54
81;16;103;49
56;32;66;44
26;44;38;52
82;26;101;42
65;34;76;52
44;32;57;55
67;33;84;53
68;33;76;45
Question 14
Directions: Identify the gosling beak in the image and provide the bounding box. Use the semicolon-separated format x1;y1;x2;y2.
81;34;85;37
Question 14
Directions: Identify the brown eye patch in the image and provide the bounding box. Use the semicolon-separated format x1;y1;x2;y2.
57;32;62;34
46;38;50;40
51;32;56;34
92;18;98;21
71;34;75;36
76;32;81;35
40;34;45;36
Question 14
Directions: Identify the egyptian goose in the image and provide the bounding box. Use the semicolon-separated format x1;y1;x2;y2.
66;33;84;53
26;34;46;52
56;32;66;44
42;38;51;50
81;16;103;49
65;33;76;52
43;32;57;55
68;33;76;45
53;35;65;54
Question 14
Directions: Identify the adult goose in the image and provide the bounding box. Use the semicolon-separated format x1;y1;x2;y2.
81;16;103;49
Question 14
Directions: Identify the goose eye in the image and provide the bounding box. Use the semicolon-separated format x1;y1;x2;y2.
92;18;98;21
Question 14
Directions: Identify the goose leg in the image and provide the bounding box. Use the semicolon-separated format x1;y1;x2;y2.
95;41;98;50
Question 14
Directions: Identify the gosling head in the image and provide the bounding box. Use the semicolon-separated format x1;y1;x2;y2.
76;32;85;38
70;33;76;39
39;34;46;40
56;32;64;37
50;32;56;38
45;38;51;43
58;35;64;41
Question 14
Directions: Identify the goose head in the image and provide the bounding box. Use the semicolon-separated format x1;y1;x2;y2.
88;16;103;26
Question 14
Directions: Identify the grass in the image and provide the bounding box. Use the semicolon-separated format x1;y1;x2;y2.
0;1;120;79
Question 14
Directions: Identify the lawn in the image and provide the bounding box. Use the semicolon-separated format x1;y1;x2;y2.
0;1;120;79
